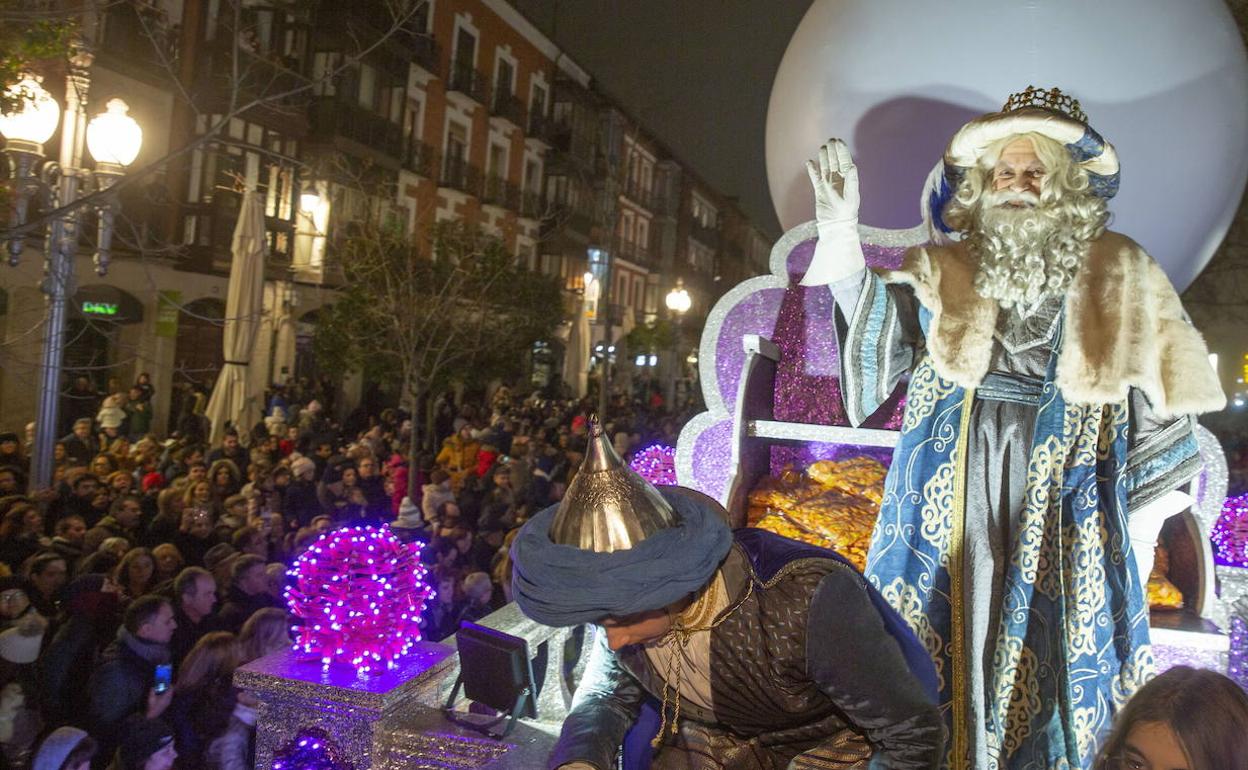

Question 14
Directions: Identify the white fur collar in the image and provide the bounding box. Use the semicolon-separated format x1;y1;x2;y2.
883;231;1224;418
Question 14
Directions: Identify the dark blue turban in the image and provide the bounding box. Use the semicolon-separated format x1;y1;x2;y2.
510;487;732;627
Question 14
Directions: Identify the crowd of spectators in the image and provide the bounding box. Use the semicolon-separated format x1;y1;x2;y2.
0;374;683;769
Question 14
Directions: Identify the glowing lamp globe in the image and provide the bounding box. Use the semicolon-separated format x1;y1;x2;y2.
766;0;1248;290
86;98;143;168
285;526;431;675
0;75;60;149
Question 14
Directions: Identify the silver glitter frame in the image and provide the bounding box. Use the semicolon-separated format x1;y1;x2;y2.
676;220;926;501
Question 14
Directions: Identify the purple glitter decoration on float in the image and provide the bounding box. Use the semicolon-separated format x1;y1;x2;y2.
271;727;353;770
1230;604;1248;692
677;225;914;503
629;444;677;485
1212;494;1248;567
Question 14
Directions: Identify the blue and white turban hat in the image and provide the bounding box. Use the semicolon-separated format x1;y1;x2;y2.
930;86;1119;233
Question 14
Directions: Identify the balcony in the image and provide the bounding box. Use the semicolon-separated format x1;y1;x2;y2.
308;97;405;159
440;155;483;197
448;60;489;106
403;139;438;178
482;175;521;210
623;182;654;211
410;34;441;78
618;240;652;267
691;220;721;250
98;1;178;72
490;91;527;131
526;112;554;147
519;190;543;220
545;204;594;237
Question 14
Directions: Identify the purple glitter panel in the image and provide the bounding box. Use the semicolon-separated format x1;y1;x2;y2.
713;287;789;415
681;228;919;503
1213;493;1248;568
690;420;735;503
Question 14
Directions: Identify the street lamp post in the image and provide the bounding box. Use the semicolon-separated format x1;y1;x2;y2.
665;279;691;405
1;60;143;492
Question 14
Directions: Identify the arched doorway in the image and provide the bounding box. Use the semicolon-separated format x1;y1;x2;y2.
170;298;225;433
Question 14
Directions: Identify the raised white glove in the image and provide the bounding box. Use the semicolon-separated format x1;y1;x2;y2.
799;139;866;287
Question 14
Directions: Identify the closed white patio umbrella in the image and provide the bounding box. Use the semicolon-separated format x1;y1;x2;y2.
205;190;267;444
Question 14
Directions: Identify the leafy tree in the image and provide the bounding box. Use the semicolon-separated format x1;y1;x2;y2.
0;1;73;114
315;218;566;495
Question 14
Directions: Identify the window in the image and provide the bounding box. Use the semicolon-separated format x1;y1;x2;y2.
311;52;340;96
531;83;547;119
495;56;514;96
454;25;476;70
405;96;423;141
358;63;378;110
524;159;540;193
488;143;507;179
446;121;468;162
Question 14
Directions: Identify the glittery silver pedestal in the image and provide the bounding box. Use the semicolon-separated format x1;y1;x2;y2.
240;604;580;769
1214;564;1248;631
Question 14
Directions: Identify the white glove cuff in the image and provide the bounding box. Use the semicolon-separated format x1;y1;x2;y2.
799;221;865;286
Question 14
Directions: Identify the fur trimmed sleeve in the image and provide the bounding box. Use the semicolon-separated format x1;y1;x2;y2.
1141;257;1226;418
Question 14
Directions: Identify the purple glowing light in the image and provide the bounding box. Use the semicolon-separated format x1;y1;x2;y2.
1212;494;1248;568
630;443;677;486
271;728;352;770
286;526;431;675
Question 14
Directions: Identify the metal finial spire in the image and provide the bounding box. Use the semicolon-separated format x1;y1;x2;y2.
548;414;678;552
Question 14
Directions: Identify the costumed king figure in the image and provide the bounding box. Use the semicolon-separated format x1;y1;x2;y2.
510;420;945;770
799;88;1226;769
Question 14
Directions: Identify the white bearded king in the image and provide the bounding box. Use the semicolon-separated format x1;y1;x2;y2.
803;88;1225;769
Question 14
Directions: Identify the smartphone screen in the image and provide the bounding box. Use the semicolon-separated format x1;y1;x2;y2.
154;663;173;694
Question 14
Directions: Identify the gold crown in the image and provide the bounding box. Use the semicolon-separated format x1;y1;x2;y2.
1002;86;1087;124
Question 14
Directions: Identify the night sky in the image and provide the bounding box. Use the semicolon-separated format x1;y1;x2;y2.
512;0;812;239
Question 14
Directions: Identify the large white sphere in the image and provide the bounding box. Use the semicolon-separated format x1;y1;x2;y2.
766;0;1248;290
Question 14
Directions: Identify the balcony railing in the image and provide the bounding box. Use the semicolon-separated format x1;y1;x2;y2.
546;204;594;235
691;220;721;249
411;34;441;77
308;97;405;158
526;112;554;144
618;241;652;266
403;139;438;178
448;60;489;105
440;155;483;196
482;176;523;210
519;190;543;219
490;91;527;128
623;182;654;211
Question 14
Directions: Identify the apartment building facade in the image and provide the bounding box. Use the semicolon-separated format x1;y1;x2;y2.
0;0;773;431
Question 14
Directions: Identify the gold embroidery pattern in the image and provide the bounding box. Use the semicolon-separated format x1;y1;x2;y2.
919;460;955;559
1064;515;1109;658
991;638;1041;755
1012;436;1065;585
903;358;958;432
881;577;947;695
1111;644;1156;709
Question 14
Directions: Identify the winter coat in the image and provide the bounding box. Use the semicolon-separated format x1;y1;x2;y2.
214;586;281;635
38;591;122;726
86;629;170;758
420;483;454;527
284;480;322;529
435;436;479;486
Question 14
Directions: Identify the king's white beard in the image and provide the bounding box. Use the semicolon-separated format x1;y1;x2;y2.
969;190;1100;310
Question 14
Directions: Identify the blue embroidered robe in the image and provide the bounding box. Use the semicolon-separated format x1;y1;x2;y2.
834;244;1210;770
